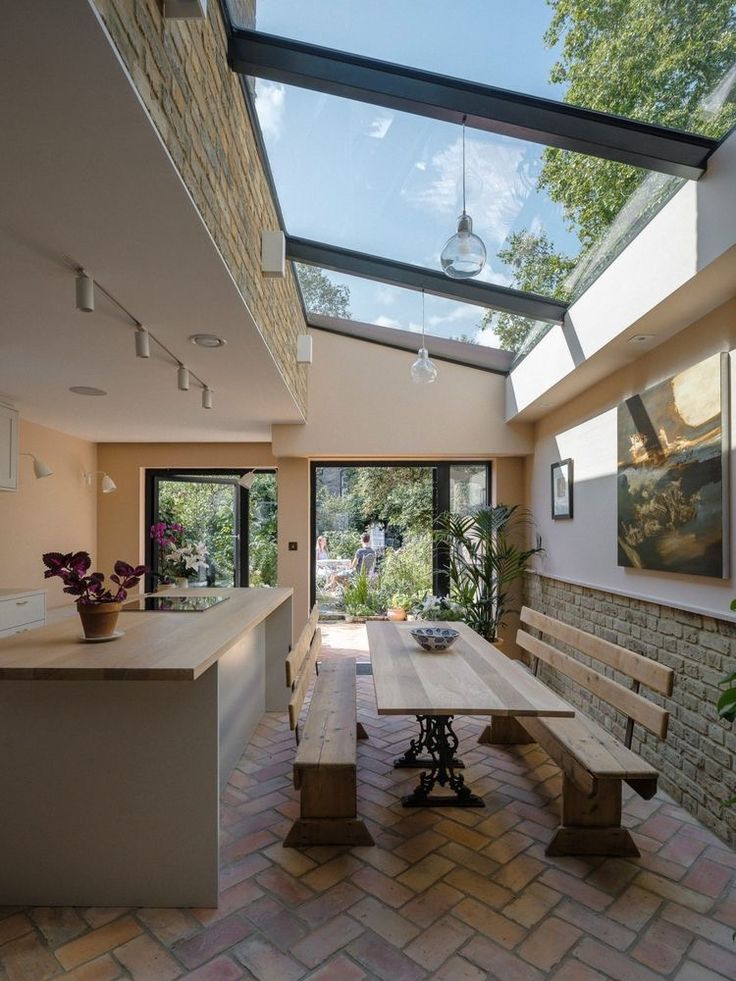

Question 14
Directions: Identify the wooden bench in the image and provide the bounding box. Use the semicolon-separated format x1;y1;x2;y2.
482;606;674;857
284;607;373;847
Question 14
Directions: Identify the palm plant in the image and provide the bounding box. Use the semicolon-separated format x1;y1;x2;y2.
434;504;543;642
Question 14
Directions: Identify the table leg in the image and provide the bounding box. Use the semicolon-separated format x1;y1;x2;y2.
402;715;484;808
394;715;465;769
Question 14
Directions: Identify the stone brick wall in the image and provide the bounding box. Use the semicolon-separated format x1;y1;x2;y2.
526;573;736;845
92;0;307;414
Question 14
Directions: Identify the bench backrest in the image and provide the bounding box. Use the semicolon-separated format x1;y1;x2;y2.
286;604;319;688
288;619;322;736
517;606;673;743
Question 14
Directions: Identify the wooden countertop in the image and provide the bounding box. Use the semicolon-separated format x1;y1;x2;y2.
0;587;292;681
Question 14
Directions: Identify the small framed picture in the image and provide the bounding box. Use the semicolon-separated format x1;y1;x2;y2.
551;459;573;520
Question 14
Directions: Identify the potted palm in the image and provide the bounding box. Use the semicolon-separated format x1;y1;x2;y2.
42;551;146;640
433;504;543;643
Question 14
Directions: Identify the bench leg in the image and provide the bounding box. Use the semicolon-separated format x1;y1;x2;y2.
478;717;534;745
285;766;374;848
547;776;639;857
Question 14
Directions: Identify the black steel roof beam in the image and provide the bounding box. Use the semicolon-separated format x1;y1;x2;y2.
285;237;568;324
228;27;717;179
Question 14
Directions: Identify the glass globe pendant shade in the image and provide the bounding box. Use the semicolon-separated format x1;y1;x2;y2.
410;347;438;385
440;212;486;279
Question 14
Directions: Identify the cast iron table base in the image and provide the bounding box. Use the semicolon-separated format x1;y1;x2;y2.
394;714;464;769
401;714;484;808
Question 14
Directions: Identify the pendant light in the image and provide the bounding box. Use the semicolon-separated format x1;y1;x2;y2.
410;290;438;385
440;116;486;279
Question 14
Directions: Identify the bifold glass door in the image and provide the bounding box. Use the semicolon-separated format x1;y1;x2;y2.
146;470;277;591
311;462;490;610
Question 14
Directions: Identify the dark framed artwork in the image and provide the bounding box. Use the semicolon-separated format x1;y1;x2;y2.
551;459;574;519
617;352;730;578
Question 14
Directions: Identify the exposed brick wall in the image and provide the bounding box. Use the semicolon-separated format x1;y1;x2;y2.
526;573;736;844
91;0;307;414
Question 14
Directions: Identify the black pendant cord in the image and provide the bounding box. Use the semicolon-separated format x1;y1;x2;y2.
462;114;467;213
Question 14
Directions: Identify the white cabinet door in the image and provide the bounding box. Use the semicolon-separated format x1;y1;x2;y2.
0;404;18;491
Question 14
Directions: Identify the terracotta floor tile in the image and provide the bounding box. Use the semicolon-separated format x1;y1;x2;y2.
0;932;63;981
347;930;426;981
503;881;561;927
113;933;182;980
59;954;123;980
351;867;415;908
290;913;364;968
179;954;244;980
631;918;692;975
172;914;252;970
403;913;472;970
56;916;143;971
462;935;544;980
350;897;420;949
429;953;487;981
304;952;366;980
518;916;582;972
453;897;526;949
607;884;662;930
0;913;33;946
233;935;306;980
555;898;636;950
400;881;464;927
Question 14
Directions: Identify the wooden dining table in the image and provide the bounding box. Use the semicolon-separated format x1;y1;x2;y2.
368;621;575;807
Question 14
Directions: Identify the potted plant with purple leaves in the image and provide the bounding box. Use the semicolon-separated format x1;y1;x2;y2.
42;551;146;640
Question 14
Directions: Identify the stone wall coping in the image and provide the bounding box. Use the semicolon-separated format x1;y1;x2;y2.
528;570;736;626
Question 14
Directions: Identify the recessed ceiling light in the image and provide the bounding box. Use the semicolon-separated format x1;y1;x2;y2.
629;334;654;343
69;386;107;396
190;333;226;348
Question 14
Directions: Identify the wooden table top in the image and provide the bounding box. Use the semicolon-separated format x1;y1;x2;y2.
0;587;292;681
368;621;575;717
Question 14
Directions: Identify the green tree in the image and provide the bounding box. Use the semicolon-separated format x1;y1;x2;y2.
542;0;736;248
295;263;351;318
481;231;575;351
484;1;736;352
352;467;434;534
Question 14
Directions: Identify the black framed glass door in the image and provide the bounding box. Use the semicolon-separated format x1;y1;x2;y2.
145;469;277;592
311;461;490;611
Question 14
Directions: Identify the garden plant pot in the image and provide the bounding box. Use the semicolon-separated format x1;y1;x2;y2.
387;607;407;622
77;601;123;640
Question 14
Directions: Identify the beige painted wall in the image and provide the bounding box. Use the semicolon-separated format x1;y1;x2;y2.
96;443;310;635
528;295;736;618
273;331;533;459
0;419;97;608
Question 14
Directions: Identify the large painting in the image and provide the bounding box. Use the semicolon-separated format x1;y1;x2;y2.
617;353;730;578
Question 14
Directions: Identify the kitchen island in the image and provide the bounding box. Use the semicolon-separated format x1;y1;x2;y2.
0;587;292;907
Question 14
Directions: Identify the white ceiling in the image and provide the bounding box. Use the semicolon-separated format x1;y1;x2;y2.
0;0;304;443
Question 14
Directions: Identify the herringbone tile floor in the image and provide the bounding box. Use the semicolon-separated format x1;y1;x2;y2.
1;625;735;980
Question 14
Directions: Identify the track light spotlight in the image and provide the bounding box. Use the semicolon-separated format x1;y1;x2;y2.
135;327;150;358
202;386;213;409
75;272;94;312
177;365;190;391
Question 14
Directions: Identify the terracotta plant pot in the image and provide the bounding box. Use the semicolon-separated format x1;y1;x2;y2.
77;601;123;639
387;607;407;622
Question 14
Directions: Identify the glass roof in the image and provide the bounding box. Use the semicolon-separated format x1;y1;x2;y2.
245;1;736;138
224;0;736;359
259;84;577;288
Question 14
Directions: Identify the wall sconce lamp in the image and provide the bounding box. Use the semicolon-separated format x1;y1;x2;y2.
84;471;117;494
20;453;53;479
239;471;256;491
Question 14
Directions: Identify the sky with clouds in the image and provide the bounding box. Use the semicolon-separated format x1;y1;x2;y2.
250;1;582;348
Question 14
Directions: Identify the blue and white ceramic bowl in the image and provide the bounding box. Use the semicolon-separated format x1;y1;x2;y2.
410;626;459;652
